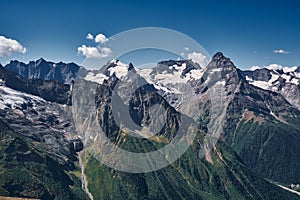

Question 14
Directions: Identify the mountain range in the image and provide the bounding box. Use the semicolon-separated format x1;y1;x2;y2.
0;52;299;199
244;66;300;109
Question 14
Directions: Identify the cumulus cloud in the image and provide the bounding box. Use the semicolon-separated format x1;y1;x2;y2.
0;36;26;57
273;49;289;54
187;52;207;67
86;33;94;40
78;32;112;59
78;45;111;59
95;33;109;43
100;47;112;56
184;47;189;51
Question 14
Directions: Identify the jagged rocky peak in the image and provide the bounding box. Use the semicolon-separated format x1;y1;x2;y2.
212;51;224;59
99;59;136;79
128;62;135;71
157;59;200;69
244;68;272;82
205;52;245;86
35;57;48;65
243;64;300;109
25;57;52;69
209;52;235;69
9;59;26;66
154;59;201;78
5;58;81;84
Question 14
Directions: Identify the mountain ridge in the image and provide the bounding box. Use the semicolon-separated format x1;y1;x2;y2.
1;53;300;199
5;58;81;84
244;66;300;109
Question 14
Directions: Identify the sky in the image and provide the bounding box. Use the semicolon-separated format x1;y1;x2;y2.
0;0;300;69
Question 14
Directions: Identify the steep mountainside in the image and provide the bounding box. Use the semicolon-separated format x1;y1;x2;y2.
82;54;300;184
0;64;71;105
0;119;88;199
0;55;299;199
0;65;88;199
127;53;300;184
77;59;300;199
196;53;300;184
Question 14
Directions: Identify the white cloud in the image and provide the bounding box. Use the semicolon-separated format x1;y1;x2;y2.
184;47;189;51
95;33;109;43
180;52;185;57
187;52;207;67
0;36;26;57
101;47;112;56
86;33;94;40
273;49;289;54
78;45;112;59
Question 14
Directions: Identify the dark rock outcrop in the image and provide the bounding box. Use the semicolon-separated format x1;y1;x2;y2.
5;58;81;84
0;65;71;105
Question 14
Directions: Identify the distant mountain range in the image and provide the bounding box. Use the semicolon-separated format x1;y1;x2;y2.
5;58;80;84
0;53;299;199
244;66;300;109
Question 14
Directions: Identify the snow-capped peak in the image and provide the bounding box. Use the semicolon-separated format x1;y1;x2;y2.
244;64;300;109
84;60;132;84
84;72;108;84
84;59;204;86
107;60;130;79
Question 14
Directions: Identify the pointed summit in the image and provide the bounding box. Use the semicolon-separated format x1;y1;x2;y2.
128;63;135;71
37;57;45;61
208;52;235;70
204;52;245;88
211;52;233;66
36;57;46;63
35;58;51;66
212;52;225;59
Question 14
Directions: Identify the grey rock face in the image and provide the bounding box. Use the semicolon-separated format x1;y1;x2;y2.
0;84;79;167
205;53;300;183
0;65;72;105
244;68;272;82
0;63;81;167
5;58;81;84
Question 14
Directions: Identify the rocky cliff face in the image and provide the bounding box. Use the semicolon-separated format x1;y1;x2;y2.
206;53;300;183
0;65;72;105
1;55;300;199
5;58;81;84
0;64;81;166
72;59;300;199
0;65;87;198
81;54;300;183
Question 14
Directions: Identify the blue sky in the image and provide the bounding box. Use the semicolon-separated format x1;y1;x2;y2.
0;0;299;69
